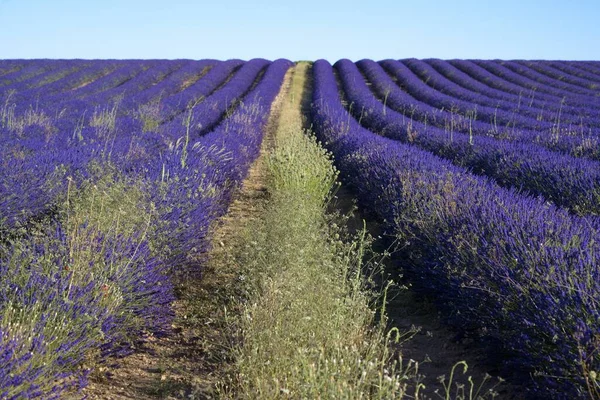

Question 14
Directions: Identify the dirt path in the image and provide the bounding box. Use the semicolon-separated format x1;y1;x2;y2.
79;66;292;400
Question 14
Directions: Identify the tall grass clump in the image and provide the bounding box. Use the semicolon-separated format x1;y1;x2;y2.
231;64;417;399
235;128;415;399
62;165;174;349
0;164;174;398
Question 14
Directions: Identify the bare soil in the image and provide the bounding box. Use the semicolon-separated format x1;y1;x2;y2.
71;69;116;90
178;66;212;92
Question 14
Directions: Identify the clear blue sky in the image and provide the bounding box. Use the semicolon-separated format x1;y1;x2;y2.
0;0;599;61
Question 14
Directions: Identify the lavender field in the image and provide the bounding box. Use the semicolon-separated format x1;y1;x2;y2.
1;58;600;398
0;59;291;398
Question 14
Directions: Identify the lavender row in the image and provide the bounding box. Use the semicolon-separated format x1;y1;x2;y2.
404;59;555;122
571;61;600;76
357;59;522;137
497;60;600;99
0;61;248;238
153;58;292;219
0;63;175;397
91;60;189;105
6;61;124;107
380;59;559;132
118;59;216;114
449;59;600;110
0;61;92;98
545;61;600;86
0;60;68;88
118;58;289;268
338;59;600;216
0;61;226;229
39;59;240;158
377;60;600;161
19;61;160;117
0;61;238;211
369;60;600;161
159;58;268;138
52;60;189;116
0;58;283;277
512;60;600;95
159;59;242;121
52;59;220;126
312;59;600;398
40;60;211;129
0;63;151;164
359;59;589;144
0;61;23;77
59;61;154;100
472;60;600;106
425;59;600;124
106;59;287;271
0;60;240;257
406;58;600;129
424;60;600;161
1;61;154;121
19;61;192;137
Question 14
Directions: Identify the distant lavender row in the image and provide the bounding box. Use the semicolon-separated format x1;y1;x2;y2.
0;60;23;77
336;59;600;216
372;60;600;161
360;59;583;142
1;61;153;119
471;60;600;106
4;61;119;105
357;59;523;136
44;60;219;141
0;59;249;230
381;59;566;133
0;60;70;88
378;59;600;161
58;61;154;100
311;59;600;398
159;59;242;121
448;60;600;110
118;59;215;113
539;61;600;86
495;60;600;99
407;59;600;128
510;60;600;96
48;60;190;117
570;61;600;76
160;58;269;138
